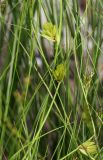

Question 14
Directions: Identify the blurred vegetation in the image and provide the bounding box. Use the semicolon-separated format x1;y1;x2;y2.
0;0;103;159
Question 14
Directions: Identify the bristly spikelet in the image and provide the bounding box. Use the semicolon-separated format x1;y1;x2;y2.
53;63;66;82
41;22;58;42
83;71;94;96
78;139;97;156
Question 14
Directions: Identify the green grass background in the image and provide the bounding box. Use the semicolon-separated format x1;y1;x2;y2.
0;0;103;159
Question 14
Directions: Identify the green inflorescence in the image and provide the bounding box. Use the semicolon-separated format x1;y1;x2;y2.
53;63;66;82
41;22;58;42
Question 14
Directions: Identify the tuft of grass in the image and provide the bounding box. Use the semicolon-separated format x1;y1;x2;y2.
0;0;103;159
